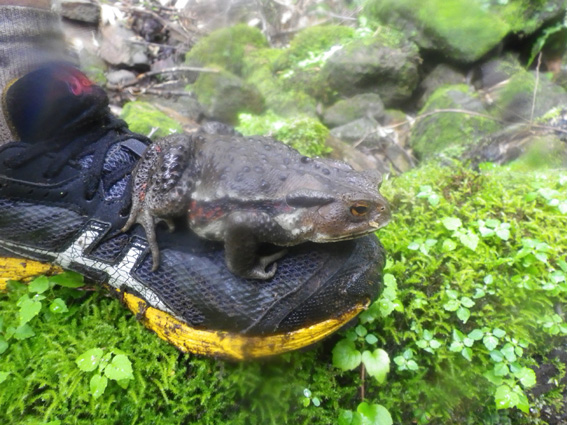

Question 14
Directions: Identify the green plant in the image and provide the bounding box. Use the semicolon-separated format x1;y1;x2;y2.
0;272;84;354
76;347;134;398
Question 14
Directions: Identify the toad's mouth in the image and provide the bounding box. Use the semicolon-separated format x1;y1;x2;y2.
312;219;391;242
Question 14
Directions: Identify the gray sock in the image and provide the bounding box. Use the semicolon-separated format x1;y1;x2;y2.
0;6;70;144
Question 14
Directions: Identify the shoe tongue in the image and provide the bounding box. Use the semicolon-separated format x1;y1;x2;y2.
3;63;109;143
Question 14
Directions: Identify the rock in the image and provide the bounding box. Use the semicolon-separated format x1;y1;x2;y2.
418;64;466;108
364;0;509;63
495;0;566;36
105;70;137;88
326;135;386;173
489;69;567;123
185;24;268;77
330;117;415;173
120;101;184;139
193;69;265;125
472;54;522;90
410;84;500;159
99;24;149;69
323;94;385;128
322;30;420;106
330;117;378;146
465;124;567;170
59;0;100;24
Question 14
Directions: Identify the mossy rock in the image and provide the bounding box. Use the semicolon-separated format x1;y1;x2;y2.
271;25;360;104
363;0;509;63
193;69;265;125
323;93;385;128
508;135;567;170
185;24;269;77
322;35;420;105
492;0;566;35
474;54;523;90
491;69;567;122
273;25;355;71
410;84;500;159
120;101;183;139
242;48;317;117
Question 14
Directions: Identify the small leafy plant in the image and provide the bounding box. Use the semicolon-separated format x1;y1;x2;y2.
76;347;134;398
0;272;83;355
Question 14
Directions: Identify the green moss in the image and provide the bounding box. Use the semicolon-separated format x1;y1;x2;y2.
242;48;317;117
120;101;183;139
364;0;510;62
269;25;360;104
410;84;500;158
360;25;408;49
237;111;331;157
185;24;268;76
273;25;355;71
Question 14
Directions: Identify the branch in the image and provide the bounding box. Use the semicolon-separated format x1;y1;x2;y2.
530;52;542;123
138;66;220;79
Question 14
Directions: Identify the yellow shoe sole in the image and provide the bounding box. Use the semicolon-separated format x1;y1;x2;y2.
0;256;366;361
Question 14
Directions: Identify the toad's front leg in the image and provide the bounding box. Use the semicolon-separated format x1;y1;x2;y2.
223;211;288;280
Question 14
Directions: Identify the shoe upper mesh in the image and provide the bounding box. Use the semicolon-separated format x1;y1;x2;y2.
89;233;131;262
0;199;86;250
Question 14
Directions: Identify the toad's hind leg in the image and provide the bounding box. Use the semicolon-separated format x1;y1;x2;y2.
223;211;288;280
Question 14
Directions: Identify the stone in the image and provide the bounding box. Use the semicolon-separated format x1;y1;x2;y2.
465;124;567;170
323;94;385;129
59;0;100;24
105;70;137;88
409;84;500;159
489;69;567;123
364;0;509;63
473;54;522;90
192;69;265;125
330;117;415;173
322;34;420;106
418;64;466;108
99;24;149;69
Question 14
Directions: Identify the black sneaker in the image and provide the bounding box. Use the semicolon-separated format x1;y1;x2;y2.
0;63;385;360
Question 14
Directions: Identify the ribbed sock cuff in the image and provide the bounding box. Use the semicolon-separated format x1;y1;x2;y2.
0;6;70;143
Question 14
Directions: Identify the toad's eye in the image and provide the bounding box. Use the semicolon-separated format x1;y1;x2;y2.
350;202;369;217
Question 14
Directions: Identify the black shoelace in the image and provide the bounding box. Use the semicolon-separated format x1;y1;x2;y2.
4;114;151;203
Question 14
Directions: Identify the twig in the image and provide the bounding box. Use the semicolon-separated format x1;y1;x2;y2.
530;52;542;123
125;87;195;97
138;66;220;79
384;108;504;131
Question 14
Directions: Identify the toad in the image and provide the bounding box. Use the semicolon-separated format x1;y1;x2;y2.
122;131;390;279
